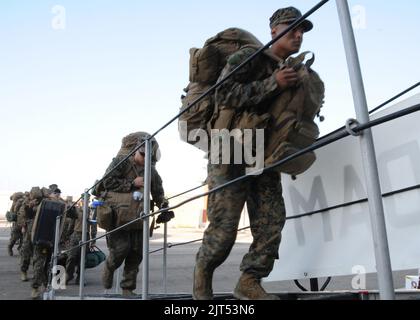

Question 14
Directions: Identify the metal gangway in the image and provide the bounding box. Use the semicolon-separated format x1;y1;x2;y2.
45;0;420;301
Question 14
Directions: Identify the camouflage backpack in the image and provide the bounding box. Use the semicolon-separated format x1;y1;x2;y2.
92;132;160;198
264;51;325;176
179;28;263;151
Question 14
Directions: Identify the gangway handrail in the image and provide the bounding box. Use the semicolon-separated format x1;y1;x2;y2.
57;0;331;255
82;0;331;199
47;0;419;300
55;0;331;225
148;182;420;255
152;81;420;207
59;102;420;256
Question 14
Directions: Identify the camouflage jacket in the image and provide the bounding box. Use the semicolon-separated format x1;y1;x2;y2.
19;198;42;225
66;206;88;234
215;46;282;116
97;156;166;208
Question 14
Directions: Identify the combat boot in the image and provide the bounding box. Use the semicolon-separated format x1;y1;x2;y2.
31;287;42;300
192;265;213;300
102;265;114;289
21;272;28;282
8;245;13;257
122;289;136;298
233;273;280;300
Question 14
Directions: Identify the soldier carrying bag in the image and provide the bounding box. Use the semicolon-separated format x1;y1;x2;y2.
179;28;264;151
264;51;325;176
97;192;143;231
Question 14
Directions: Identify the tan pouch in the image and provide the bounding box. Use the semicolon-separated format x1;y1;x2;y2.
97;204;114;231
265;141;316;176
189;46;220;83
235;111;271;130
106;192;142;230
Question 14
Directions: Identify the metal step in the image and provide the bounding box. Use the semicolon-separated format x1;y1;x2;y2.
52;290;420;300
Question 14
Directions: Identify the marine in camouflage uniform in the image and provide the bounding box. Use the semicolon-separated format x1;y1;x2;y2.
95;132;167;296
8;192;24;256
31;188;66;299
19;187;45;282
65;203;90;284
193;7;314;300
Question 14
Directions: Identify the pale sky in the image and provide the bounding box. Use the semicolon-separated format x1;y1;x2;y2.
1;0;419;212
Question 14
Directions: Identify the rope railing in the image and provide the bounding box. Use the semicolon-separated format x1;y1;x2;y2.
320;81;420;142
57;0;330;257
59;102;420;256
43;0;419;299
79;0;331;199
152;81;420;215
52;1;333;261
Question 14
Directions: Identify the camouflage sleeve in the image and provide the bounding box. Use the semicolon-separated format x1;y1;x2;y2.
151;167;166;208
66;205;78;220
14;199;23;216
10;200;17;213
101;156;133;193
215;47;281;109
19;202;34;222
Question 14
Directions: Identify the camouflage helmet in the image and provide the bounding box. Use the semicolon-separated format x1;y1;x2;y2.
49;184;58;191
29;187;43;200
42;187;52;197
269;7;313;32
10;192;24;201
118;131;161;163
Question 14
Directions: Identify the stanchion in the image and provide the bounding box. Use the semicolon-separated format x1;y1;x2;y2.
163;222;168;295
142;138;152;300
50;215;62;300
336;0;395;300
79;190;90;300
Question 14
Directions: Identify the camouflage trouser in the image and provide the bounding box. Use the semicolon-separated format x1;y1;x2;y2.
104;229;143;290
32;245;52;289
65;232;83;280
196;163;286;279
9;222;23;249
20;220;34;273
90;223;97;243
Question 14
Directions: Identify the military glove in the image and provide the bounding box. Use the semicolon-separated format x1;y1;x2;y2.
160;199;169;210
156;211;175;224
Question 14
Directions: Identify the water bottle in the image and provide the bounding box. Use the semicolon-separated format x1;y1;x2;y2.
133;191;143;202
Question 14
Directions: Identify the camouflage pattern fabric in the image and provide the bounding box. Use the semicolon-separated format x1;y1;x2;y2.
60;216;75;248
9;222;23;250
20;219;34;273
214;46;281;118
65;231;83;281
103;229;143;290
98;151;166;290
196;163;286;279
19;195;44;273
100;156;165;207
196;39;288;281
269;6;313;31
31;245;52;289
